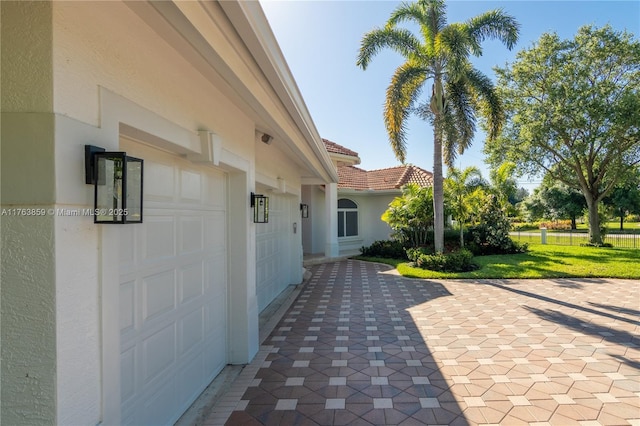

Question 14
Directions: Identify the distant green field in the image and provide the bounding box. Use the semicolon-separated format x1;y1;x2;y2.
356;243;640;279
514;221;640;234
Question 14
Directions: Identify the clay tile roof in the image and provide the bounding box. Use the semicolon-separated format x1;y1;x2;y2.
337;164;432;190
323;139;359;158
337;166;370;190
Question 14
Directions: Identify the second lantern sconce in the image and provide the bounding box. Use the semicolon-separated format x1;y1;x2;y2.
251;192;269;223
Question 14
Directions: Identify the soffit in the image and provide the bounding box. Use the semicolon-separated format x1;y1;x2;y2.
126;1;338;183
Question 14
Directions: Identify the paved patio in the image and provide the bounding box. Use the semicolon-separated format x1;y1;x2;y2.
204;260;639;425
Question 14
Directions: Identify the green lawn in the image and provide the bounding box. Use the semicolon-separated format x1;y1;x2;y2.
515;221;640;234
356;243;640;279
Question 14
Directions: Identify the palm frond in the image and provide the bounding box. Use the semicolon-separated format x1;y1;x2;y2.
465;67;504;141
436;24;472;81
420;0;447;35
387;1;427;28
384;61;428;163
445;78;477;161
357;27;423;70
466;9;520;53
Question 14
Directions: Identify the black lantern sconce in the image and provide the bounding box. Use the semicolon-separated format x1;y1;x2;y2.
85;145;144;224
251;192;269;223
300;203;309;218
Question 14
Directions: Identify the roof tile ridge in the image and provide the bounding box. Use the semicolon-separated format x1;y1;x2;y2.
396;164;414;188
367;164;405;173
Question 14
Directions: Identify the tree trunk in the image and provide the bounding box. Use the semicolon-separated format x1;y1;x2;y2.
430;79;445;254
433;128;444;253
586;196;602;245
619;211;624;231
459;225;464;248
571;216;577;230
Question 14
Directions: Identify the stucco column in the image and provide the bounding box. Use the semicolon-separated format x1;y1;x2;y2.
1;3;59;425
227;170;259;364
325;182;339;258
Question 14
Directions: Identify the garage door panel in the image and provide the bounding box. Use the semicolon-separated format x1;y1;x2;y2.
180;169;202;202
142;323;176;383
120;229;136;270
180;216;203;253
120;346;136;403
204;338;226;380
143;270;176;322
119;140;227;425
143;216;176;260
179;308;203;356
178;352;205;404
179;263;204;304
120;280;135;333
205;296;226;334
204;212;226;253
256;193;290;311
203;169;226;207
205;256;227;294
145;162;176;201
140;378;176;426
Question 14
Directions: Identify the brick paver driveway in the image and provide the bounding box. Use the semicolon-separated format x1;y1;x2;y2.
209;260;639;425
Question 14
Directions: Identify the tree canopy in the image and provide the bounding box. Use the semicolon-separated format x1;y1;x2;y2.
485;25;640;244
357;0;519;253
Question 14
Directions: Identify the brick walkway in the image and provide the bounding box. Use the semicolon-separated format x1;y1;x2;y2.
206;260;640;425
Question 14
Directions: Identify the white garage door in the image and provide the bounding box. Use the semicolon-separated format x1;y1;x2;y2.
118;140;228;425
256;193;290;312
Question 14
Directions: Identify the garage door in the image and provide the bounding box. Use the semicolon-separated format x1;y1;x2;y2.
256;193;290;312
118;140;228;425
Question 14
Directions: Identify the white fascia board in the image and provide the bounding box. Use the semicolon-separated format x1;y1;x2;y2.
218;0;338;184
332;153;362;167
338;188;402;196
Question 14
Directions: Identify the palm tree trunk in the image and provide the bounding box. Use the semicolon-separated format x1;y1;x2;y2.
433;127;444;253
431;78;445;254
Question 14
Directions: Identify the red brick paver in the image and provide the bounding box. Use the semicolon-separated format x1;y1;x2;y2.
207;260;640;426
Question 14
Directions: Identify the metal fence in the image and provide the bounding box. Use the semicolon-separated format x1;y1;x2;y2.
511;230;639;249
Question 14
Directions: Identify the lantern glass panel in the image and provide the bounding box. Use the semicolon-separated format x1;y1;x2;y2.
126;157;143;223
95;153;126;223
254;195;269;223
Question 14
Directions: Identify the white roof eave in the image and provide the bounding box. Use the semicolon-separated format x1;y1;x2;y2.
218;1;338;184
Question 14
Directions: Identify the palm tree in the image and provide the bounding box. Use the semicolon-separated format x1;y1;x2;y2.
357;0;519;253
445;166;485;247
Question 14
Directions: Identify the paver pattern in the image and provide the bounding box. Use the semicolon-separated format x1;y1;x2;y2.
209;260;639;425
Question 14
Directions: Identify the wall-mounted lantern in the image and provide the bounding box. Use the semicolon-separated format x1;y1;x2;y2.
300;203;309;218
251;192;269;223
85;145;144;224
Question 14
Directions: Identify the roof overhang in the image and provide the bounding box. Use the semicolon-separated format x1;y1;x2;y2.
126;0;338;184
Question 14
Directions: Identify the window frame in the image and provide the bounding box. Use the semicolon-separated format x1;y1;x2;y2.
337;198;358;238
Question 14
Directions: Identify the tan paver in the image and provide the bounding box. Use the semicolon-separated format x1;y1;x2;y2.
203;260;639;425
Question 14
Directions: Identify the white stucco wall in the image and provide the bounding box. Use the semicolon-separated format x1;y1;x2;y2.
3;1;325;424
52;2;253;160
1;214;57;425
337;192;397;251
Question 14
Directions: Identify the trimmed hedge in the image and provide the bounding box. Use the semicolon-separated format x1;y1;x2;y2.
406;248;476;272
360;240;408;259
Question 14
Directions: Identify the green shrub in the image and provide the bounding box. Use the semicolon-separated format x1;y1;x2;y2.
407;248;475;272
471;194;529;255
360;240;408;259
580;242;614;248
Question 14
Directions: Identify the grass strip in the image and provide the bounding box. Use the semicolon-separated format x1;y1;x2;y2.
355;243;640;279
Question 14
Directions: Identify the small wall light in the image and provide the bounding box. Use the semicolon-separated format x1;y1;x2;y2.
251;192;269;223
261;133;273;144
85;145;144;224
300;203;309;218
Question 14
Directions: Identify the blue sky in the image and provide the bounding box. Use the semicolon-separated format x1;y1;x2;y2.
260;1;639;191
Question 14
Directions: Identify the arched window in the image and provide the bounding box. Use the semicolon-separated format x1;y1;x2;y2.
337;198;358;237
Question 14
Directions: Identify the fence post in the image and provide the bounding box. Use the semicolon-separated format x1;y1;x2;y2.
541;227;547;245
